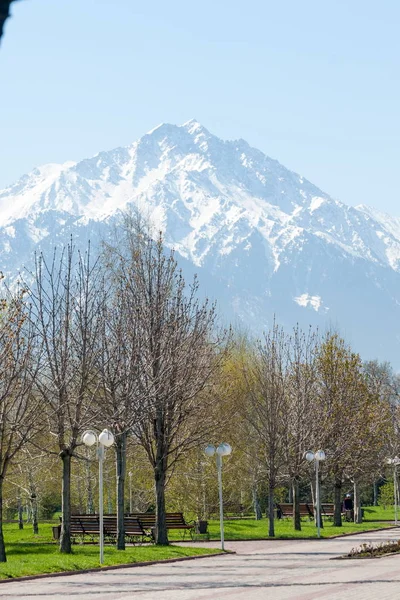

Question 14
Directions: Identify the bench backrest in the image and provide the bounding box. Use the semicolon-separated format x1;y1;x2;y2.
70;514;144;536
130;512;192;529
123;517;145;535
165;512;187;526
129;513;156;528
71;515;100;534
278;503;313;516
321;503;335;515
278;503;293;515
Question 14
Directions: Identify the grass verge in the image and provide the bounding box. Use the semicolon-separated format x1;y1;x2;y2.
0;523;220;580
214;519;395;540
171;516;397;541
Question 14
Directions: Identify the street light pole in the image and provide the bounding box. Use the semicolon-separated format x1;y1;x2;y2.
82;429;115;564
305;450;326;538
205;443;232;551
387;457;400;525
216;453;225;550
315;458;321;538
98;443;105;563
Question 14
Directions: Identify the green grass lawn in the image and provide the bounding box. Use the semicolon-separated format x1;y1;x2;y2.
207;517;394;540
1;509;396;580
362;506;398;521
172;507;397;542
0;522;220;580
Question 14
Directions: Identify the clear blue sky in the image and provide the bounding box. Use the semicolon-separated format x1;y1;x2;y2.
1;0;399;214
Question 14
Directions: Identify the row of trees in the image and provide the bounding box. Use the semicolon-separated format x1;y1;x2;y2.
223;327;398;536
0;215;226;561
1;214;399;561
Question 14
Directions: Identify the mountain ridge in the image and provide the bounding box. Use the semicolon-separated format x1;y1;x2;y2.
1;121;400;366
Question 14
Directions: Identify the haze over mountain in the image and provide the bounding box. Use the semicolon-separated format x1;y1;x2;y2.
1;120;399;366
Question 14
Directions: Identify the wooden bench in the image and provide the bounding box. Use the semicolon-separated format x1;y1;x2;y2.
129;513;156;531
67;515;148;543
130;512;195;539
70;515;100;542
103;516;150;543
320;503;335;518
165;512;195;538
277;503;313;519
319;503;350;520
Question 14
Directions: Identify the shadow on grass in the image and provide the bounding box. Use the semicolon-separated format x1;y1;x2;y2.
6;544;59;557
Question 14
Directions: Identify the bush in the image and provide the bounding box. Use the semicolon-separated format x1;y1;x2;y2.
348;539;400;557
274;487;287;504
39;492;60;519
378;481;394;509
4;506;17;521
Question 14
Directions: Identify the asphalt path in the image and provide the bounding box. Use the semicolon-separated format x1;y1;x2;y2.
2;528;400;599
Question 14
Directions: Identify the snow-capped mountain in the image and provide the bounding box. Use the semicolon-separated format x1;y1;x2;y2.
1;119;400;366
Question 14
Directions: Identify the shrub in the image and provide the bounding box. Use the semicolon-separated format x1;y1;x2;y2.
4;506;17;521
39;492;60;519
378;481;394;509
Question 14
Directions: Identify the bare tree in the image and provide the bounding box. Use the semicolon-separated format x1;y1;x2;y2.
0;280;39;562
95;272;143;549
285;325;319;530
27;241;103;553
9;449;46;535
242;323;289;537
106;218;223;544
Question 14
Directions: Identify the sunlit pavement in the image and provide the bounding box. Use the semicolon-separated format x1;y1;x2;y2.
2;528;400;599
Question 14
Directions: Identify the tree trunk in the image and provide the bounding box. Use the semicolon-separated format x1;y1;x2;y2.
154;453;168;545
116;432;127;550
154;409;168;546
292;477;301;531
106;474;113;514
0;478;6;562
353;481;362;523
373;480;378;506
17;496;23;530
252;485;262;520
333;478;342;527
77;474;84;514
87;460;94;514
31;495;39;534
268;481;275;537
60;451;72;553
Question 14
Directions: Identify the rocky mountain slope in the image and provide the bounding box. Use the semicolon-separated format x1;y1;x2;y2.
1;120;399;365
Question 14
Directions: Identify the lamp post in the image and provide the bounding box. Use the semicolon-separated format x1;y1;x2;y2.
82;429;115;564
204;443;232;551
305;450;326;538
387;456;400;525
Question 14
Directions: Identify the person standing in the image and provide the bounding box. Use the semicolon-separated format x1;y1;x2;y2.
343;494;354;521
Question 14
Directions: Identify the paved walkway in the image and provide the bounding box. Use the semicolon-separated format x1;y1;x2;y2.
2;528;400;599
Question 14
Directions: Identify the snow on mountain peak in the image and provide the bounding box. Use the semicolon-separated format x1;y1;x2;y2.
1;121;400;276
182;118;204;133
2;121;400;366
